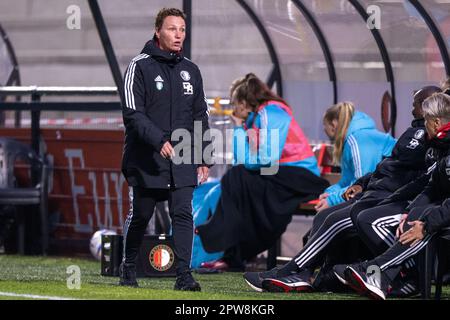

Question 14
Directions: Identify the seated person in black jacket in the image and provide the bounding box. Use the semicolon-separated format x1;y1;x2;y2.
334;92;450;300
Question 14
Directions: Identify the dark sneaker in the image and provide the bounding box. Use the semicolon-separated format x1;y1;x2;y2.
243;267;285;292
262;272;313;293
119;262;139;288
388;278;419;298
332;264;348;285
174;271;201;292
333;264;367;295
313;263;351;293
345;264;388;300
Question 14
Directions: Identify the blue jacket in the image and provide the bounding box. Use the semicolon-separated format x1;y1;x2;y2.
191;181;223;268
232;103;320;176
325;111;396;206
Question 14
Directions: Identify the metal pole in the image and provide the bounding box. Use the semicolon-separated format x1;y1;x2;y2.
236;0;283;96
408;0;450;77
183;0;192;59
348;0;397;137
291;0;337;104
0;23;21;127
87;0;124;99
30;93;41;156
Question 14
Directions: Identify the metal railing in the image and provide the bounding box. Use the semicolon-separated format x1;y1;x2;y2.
0;86;122;154
0;86;233;155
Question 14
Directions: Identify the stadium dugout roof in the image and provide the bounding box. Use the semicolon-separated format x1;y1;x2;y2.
1;0;450;140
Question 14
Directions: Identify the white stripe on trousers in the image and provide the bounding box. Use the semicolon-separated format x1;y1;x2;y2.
371;214;403;247
294;217;353;268
122;187;134;263
380;234;432;271
371;214;415;268
426;162;437;175
405;284;415;292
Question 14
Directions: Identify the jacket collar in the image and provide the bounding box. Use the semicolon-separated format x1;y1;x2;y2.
411;118;425;128
140;37;184;66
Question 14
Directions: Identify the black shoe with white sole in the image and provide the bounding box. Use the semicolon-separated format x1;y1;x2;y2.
388;278;419;298
262;272;313;293
313;263;352;293
243;267;284;292
344;264;389;300
333;264;370;295
332;264;348;285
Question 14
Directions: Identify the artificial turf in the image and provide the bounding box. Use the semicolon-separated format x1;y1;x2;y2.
0;255;448;300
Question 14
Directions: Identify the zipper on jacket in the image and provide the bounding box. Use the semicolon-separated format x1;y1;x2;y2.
167;67;173;189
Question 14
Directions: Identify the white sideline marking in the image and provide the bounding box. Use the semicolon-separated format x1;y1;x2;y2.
0;291;78;300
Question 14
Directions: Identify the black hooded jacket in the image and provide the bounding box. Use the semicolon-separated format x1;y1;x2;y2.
121;39;210;189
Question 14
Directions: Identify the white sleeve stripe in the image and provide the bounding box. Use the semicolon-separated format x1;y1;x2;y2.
353;136;362;177
124;54;149;110
348;135;362;178
125;63;133;109
126;55;145;109
125;54;143;110
124;63;132;109
259;109;268;148
129;62;138;109
261;109;268;129
203;89;210;117
125;55;140;110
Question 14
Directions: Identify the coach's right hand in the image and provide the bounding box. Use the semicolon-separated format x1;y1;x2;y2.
160;141;175;159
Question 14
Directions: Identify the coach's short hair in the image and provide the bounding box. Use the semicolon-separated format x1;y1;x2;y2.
155;8;186;31
422;92;450;123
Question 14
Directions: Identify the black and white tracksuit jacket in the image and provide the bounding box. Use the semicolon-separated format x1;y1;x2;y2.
121;39;210;189
354;119;428;196
353;122;440;258
364;125;450;275
406;125;450;233
376;133;440;207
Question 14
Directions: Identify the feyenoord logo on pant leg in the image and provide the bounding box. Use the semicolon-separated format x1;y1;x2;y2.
149;244;175;271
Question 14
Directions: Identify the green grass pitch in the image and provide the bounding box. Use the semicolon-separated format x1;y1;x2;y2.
0;255;448;300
